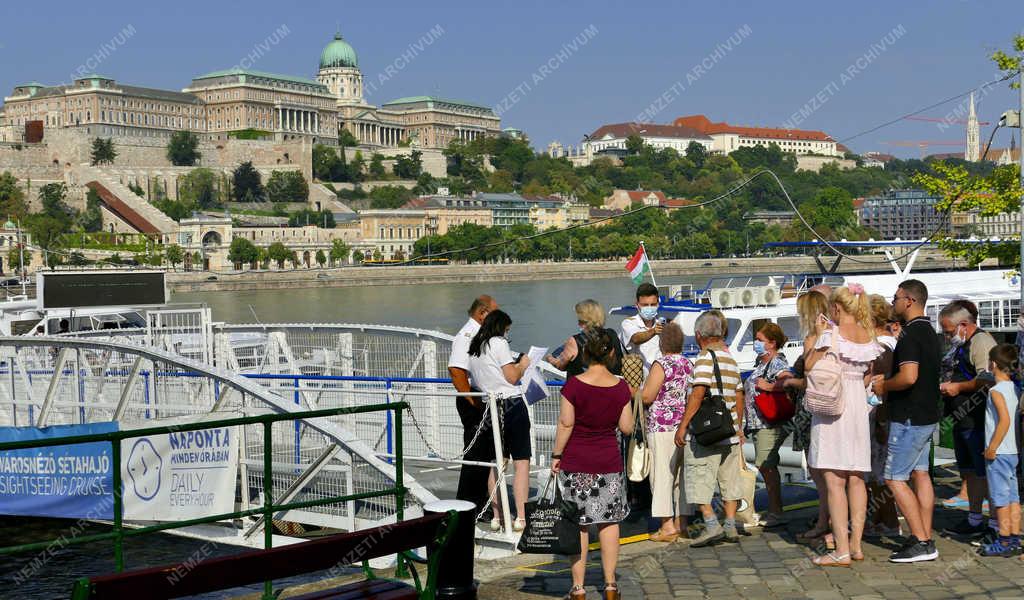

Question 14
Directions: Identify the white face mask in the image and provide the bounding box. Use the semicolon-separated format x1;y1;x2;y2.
950;325;966;347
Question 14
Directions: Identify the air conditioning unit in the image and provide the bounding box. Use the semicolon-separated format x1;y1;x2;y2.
738;287;758;307
758;286;782;306
710;288;739;308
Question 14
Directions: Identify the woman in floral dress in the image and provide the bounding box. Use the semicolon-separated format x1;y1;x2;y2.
552;329;634;600
640;322;694;541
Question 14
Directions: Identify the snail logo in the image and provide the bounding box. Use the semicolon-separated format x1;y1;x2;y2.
126;438;162;501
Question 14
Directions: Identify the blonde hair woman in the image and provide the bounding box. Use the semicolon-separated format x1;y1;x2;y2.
785;290;832;543
805;284;881;567
546;299;624;379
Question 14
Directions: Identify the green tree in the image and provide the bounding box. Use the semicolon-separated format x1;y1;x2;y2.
227;237;259;267
79;189;104;232
166;131;201;166
338;128;358;150
315;249;327;267
179;168;220;209
38;183;76;227
487;169;514;192
267;241;291;268
352;250;365;263
372;248;384;262
7;246;30;273
90;137;117;166
232;161;264;202
127;181;145;197
685;141;708;169
368;185;415;209
24;214;66;267
191;251;203;270
393;150;423;179
369;153;387;178
911;35;1023;266
67;251;89;266
0;172;29;219
329;239;350;265
288;208;335;228
165;244;184;270
624;134;646;155
266;171;309;203
349;151;366;182
313;145;346;182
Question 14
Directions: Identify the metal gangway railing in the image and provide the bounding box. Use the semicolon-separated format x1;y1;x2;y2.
0;336;436;546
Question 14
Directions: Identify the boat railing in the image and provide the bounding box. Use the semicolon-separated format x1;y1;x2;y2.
0;401;410;598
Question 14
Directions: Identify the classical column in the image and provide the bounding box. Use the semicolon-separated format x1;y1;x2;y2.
277;108;282;131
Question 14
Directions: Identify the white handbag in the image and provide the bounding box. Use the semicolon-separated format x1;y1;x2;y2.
626;389;651;482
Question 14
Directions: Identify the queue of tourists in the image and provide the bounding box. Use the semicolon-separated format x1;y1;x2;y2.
448;279;1023;599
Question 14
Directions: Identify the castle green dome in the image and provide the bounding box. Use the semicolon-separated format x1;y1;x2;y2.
319;33;358;69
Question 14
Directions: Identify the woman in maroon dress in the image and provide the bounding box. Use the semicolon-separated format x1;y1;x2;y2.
551;330;634;600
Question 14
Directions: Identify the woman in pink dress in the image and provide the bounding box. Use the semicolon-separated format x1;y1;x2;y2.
805;284;881;567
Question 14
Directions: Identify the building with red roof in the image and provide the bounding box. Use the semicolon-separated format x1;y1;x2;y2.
673;114;839;157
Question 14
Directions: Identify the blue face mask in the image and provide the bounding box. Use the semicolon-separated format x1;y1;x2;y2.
638;306;659;321
752;340;767;355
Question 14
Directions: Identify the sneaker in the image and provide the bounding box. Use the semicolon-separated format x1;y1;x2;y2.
980;538;1020;557
944;518;988;537
691;522;724;547
890;539;939;563
722;522;740;543
970;528;1001;547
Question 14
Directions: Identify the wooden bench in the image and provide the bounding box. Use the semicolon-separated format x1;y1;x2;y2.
70;511;458;600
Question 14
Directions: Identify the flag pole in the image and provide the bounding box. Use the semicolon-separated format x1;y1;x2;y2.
641;240;658;288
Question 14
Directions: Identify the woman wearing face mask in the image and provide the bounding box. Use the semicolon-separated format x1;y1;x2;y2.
744;322;791;528
784;290;834;544
546;299;625;379
468;309;533;532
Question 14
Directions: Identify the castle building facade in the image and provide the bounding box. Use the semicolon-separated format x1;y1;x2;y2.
1;31;500;149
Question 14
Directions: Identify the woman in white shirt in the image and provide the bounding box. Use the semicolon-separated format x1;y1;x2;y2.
468;309;532;531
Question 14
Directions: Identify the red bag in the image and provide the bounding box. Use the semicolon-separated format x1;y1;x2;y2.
754;390;795;425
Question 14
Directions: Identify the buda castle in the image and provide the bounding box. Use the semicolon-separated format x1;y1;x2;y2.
0;31;500;149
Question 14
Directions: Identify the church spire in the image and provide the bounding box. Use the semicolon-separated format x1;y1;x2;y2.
966;92;980;161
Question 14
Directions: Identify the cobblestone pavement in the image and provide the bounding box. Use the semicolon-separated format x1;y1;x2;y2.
477;509;1024;600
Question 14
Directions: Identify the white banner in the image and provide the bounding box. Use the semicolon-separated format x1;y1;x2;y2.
120;415;239;521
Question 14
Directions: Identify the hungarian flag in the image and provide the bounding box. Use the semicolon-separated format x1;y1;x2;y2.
625;246;650;284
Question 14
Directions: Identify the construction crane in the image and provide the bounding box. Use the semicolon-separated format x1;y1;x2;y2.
881;140;964;159
904;116;991;125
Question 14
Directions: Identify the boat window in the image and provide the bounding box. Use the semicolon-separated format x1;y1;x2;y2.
723;318;743;345
979;301;998;330
777;317;802;347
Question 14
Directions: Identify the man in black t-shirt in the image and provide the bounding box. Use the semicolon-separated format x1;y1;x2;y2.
872;279;941;563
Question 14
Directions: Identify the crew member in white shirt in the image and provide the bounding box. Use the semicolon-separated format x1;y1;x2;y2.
620;282;664;373
448;295;498;513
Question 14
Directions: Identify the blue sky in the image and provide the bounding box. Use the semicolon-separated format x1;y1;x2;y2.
2;0;1021;158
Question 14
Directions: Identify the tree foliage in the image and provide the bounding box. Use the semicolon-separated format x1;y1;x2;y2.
178;168;221;209
329;239;350;265
288;208;335;228
90;137;117;166
227;237;259;267
266;171;309;203
232;161;264;202
0;172;29;219
910;34;1023;267
393;150;423;179
166;131;201;166
266;241;291;268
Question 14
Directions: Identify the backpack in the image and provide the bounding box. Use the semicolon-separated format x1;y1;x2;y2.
804;332;845;417
690;350;737;446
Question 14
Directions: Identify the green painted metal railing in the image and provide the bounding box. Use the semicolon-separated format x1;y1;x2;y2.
0;402;408;599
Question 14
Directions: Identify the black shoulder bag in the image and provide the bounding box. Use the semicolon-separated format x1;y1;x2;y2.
689;349;737;446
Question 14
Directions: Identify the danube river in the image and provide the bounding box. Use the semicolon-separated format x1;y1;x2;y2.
173;275;709;350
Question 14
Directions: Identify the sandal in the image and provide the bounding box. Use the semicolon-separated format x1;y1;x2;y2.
565;584;586;599
851;551;864;561
489;517;502;532
603;582;619;600
513;518;527;532
813;552;851;568
649;529;679;542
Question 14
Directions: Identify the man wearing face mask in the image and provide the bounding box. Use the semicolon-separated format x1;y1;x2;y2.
621;283;664;374
938;299;997;538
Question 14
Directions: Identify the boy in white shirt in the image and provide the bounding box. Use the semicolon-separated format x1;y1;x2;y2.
980;343;1021;557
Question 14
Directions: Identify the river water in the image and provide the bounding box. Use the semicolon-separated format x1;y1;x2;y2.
173;275;709;350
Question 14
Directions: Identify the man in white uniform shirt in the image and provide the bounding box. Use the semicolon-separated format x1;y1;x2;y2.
620;282;664;374
448;294;498;513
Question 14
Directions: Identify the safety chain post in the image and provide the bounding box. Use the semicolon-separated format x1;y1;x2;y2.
262;420;274;600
